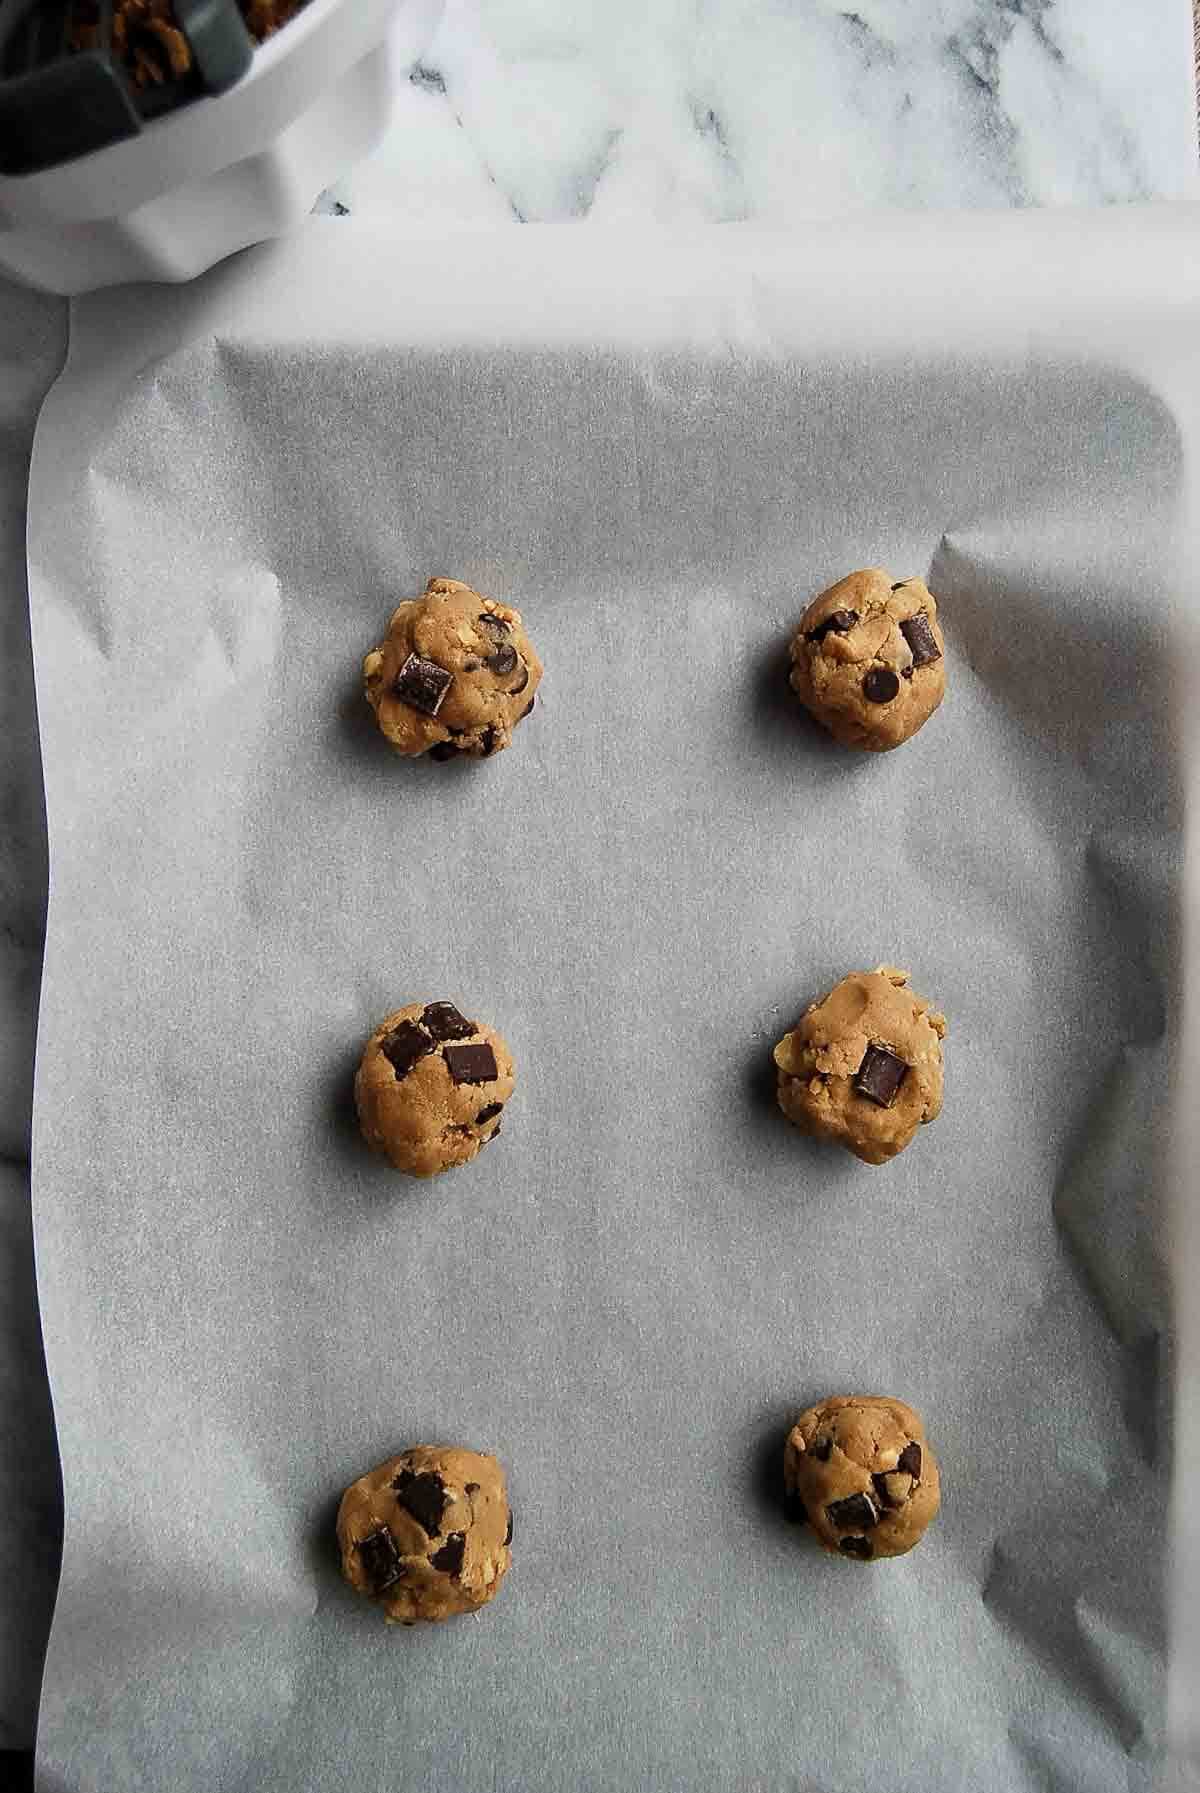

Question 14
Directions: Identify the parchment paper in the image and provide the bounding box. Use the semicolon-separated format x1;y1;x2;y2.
25;208;1200;1793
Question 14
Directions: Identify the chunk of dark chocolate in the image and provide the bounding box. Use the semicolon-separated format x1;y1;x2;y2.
862;666;900;704
381;1020;434;1079
356;1527;403;1593
430;1532;466;1577
838;1534;873;1559
826;1492;879;1531
477;614;511;641
854;1043;908;1108
392;1469;448;1537
807;609;858;642
422;1003;475;1042
810;1436;833;1463
488;643;518;676
476;1102;504;1125
900;611;941;668
428;740;462;761
393;652;453;717
897;1441;922;1480
444;1042;498;1085
465;1482;480;1494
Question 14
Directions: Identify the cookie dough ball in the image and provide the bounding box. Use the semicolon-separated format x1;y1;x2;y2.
784;1395;940;1561
337;1445;513;1623
363;577;542;760
773;966;945;1166
356;1002;514;1177
789;569;945;752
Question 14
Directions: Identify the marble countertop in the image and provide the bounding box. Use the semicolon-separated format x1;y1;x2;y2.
1;0;1198;1762
337;0;1199;224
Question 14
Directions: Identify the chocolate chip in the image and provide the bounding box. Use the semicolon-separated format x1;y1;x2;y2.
862;666;900;704
810;1436;833;1462
901;666;914;680
838;1535;873;1559
422;1003;475;1042
381;1020;434;1079
392;1469;448;1537
430;1532;466;1577
783;1492;808;1525
897;1442;922;1479
465;1482;480;1494
444;1042;498;1085
480;727;498;757
504;1509;514;1545
478;613;511;641
873;1471;913;1509
807;609;858;643
826;1492;879;1531
393;652;453;717
891;581;909;591
476;1101;504;1124
428;740;461;761
488;643;518;677
854;1043;908;1108
356;1527;403;1593
900;611;941;668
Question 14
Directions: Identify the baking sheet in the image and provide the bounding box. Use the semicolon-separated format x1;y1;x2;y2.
25;208;1200;1792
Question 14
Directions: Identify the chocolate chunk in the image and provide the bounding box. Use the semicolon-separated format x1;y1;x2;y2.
422;1002;475;1042
891;581;909;591
810;1436;833;1462
430;1532;466;1577
476;1101;504;1124
900;611;941;668
393;652;453;717
783;1492;808;1525
862;666;900;704
381;1020;434;1079
901;666;914;681
873;1471;914;1510
356;1527;403;1593
480;726;499;757
477;614;511;641
504;1509;514;1545
444;1042;498;1085
854;1043;908;1108
826;1491;879;1531
465;1482;480;1494
479;1120;501;1143
897;1442;922;1479
428;740;462;762
807;608;858;642
392;1469;448;1537
488;643;518;677
838;1535;873;1559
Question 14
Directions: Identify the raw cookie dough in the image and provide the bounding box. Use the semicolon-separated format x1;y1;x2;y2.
364;577;543;760
784;1395;940;1561
337;1445;513;1623
356;1002;514;1177
789;568;945;752
773;966;945;1165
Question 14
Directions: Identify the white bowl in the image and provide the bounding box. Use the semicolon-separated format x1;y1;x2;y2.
0;0;443;294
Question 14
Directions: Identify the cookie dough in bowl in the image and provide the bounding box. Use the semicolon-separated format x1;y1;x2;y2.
773;966;945;1165
356;1002;514;1176
364;577;542;759
784;1395;940;1562
789;568;945;752
338;1445;513;1623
